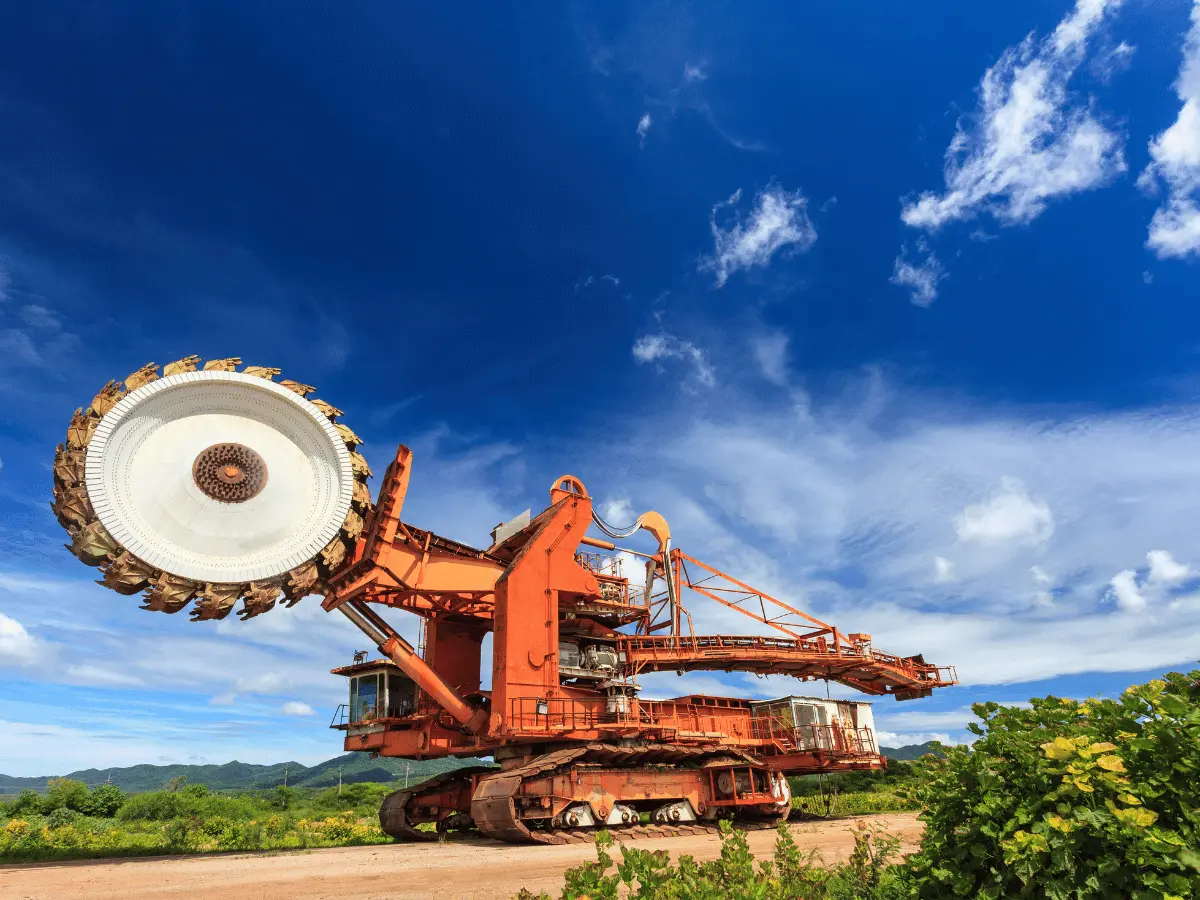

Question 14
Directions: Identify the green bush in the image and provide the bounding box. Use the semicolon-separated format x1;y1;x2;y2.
42;778;90;814
903;667;1200;900
117;790;186;821
4;789;43;817
79;784;126;817
515;821;903;900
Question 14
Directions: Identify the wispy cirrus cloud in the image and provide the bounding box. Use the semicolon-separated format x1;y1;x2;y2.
636;112;652;148
702;186;816;287
890;241;946;306
1139;1;1200;259
632;333;716;387
901;0;1126;231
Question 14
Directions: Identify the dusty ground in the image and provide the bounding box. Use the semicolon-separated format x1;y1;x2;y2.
1;813;921;900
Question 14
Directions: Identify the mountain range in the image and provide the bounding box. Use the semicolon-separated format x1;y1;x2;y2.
1;744;935;794
0;753;483;794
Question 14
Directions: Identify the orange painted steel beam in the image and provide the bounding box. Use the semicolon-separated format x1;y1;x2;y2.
676;551;838;642
618;633;957;698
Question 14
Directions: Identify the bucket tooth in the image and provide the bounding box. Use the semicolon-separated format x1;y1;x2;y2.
350;451;372;478
53;444;85;487
279;379;315;397
334;423;363;447
69;521;119;565
242;365;281;380
341;509;364;541
238;582;281;620
124;363;160;391
192;583;243;621
284;561;320;604
310;398;343;420
66;409;98;451
163;355;201;376
141;573;197;614
320;536;347;571
202;357;242;372
89;381;126;417
99;552;157;595
51;484;93;532
351;480;372;509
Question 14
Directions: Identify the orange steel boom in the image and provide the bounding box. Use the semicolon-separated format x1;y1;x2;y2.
318;444;957;842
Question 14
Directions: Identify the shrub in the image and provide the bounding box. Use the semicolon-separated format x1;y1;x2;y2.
42;778;90;814
515;822;903;900
46;807;83;828
903;667;1200;900
5;789;43;818
117;790;185;821
79;784;126;818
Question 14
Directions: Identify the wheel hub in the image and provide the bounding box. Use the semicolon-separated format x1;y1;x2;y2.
192;443;268;503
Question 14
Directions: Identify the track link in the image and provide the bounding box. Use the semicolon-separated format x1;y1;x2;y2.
471;743;782;845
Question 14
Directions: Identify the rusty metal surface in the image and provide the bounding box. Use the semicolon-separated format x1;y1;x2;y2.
192;443;269;503
470;743;775;846
379;765;499;841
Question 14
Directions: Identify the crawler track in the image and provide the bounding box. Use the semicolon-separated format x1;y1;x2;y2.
471;742;784;845
379;765;497;840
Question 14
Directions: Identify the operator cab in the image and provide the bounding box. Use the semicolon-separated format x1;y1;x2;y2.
331;655;418;728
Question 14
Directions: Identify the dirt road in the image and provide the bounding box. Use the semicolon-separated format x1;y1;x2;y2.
1;813;921;900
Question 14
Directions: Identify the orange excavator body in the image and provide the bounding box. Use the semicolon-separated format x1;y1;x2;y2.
322;445;956;842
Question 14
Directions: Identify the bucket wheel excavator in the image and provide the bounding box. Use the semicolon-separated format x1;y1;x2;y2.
53;358;957;844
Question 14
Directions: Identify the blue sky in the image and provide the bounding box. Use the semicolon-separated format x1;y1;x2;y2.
3;0;1200;776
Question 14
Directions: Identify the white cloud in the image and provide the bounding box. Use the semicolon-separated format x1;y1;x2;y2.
890;242;946;306
1140;1;1200;258
601;498;635;524
1091;40;1135;82
683;62;707;83
18;304;62;330
64;665;145;688
702;186;817;287
632;333;716;386
901;0;1126;230
1031;565;1053;585
281;701;316;717
876;731;955;748
933;556;956;583
1109;569;1146;612
1107;549;1190;613
636;112;652;148
752;332;790;386
1147;548;1189;586
0;612;40;666
954;477;1055;546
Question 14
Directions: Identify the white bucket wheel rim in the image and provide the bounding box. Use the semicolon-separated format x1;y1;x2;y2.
84;370;354;584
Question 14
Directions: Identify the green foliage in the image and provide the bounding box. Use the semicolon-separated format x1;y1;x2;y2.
0;780;399;861
790;762;916;798
42;778;90;814
518;821;903;900
903;667;1200;900
80;783;126;817
5;789;43;817
116;790;186;821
